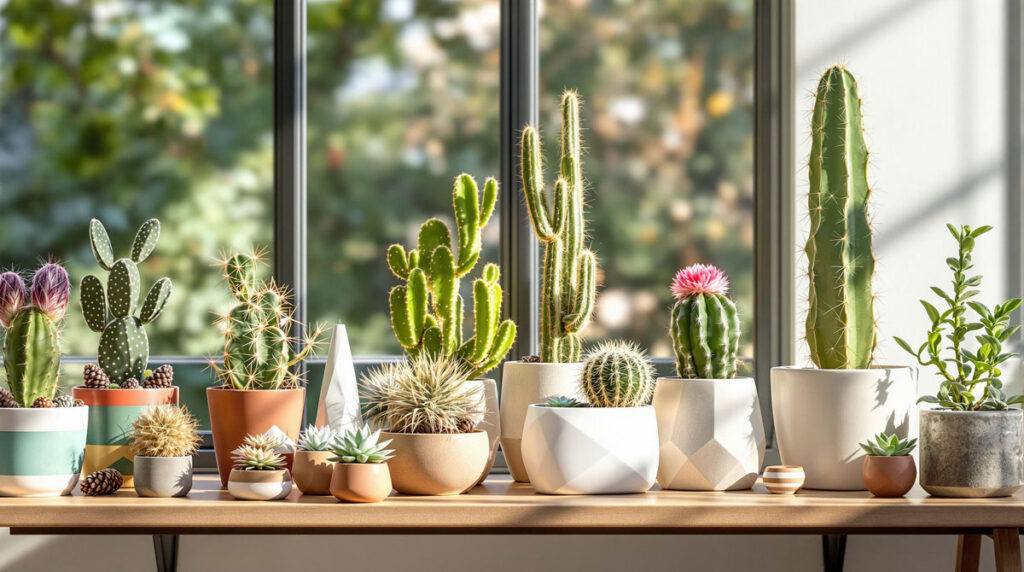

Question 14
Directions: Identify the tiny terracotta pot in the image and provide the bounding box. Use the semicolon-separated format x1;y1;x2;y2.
862;456;916;497
227;468;292;501
385;431;489;495
292;451;336;496
330;463;393;503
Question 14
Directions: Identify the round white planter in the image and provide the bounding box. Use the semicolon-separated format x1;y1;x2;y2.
521;404;658;495
227;469;292;501
0;406;89;497
499;362;583;482
653;377;765;491
770;366;917;490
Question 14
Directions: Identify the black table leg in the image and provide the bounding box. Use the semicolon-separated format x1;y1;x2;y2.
822;534;847;572
153;534;179;572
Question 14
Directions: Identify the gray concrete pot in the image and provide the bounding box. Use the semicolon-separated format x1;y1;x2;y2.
133;456;193;498
919;409;1024;498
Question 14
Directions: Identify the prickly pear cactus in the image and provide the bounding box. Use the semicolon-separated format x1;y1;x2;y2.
386;173;516;378
579;341;655;408
80;219;172;384
669;264;740;379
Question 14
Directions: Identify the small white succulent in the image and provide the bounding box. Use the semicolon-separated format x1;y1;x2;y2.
329;426;395;464
297;425;339;452
231;444;286;471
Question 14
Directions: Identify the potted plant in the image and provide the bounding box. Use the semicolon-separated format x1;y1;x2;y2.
0;264;89;497
292;425;340;496
207;249;325;486
895;224;1023;497
521;341;659;495
385;173;514;483
770;66;916;490
328;426;395;503
653;264;765;491
860;433;917;497
361;354;489;495
74;219;179;487
502;90;597;482
127;405;201;497
227;434;293;500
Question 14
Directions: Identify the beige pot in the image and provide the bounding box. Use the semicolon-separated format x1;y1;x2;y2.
385;431;489;495
470;378;500;486
292;451;336;496
330;463;393;503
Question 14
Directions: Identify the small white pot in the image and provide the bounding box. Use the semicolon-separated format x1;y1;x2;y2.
470;378;501;486
771;366;917;490
654;377;765;491
499;362;583;482
0;406;89;497
227;469;292;501
521;404;658;495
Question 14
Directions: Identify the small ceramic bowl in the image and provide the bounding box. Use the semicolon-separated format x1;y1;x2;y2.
763;465;805;494
227;468;292;501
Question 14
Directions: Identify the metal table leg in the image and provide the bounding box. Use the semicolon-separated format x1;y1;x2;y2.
153;534;179;572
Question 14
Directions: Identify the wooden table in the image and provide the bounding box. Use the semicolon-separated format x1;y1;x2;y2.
1;475;1021;572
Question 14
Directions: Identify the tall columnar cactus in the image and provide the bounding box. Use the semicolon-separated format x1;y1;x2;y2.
80;219;172;384
521;90;597;363
805;65;876;370
386;173;516;378
579;341;655;408
669;264;740;379
1;264;70;406
211;251;324;390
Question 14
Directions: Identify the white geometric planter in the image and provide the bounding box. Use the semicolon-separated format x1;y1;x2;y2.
521;404;658;495
653;377;765;491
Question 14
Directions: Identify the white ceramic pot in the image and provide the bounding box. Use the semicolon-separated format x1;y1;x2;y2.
499;362;583;482
653;377;765;491
0;406;89;497
770;366;917;490
470;378;500;486
521;404;658;494
227;468;292;500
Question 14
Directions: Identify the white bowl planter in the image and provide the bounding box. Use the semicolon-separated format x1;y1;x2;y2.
0;406;89;497
521;404;658;495
227;469;292;501
770;366;917;490
653;377;765;491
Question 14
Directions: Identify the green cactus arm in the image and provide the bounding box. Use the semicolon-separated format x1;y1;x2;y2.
3;309;60;406
704;294;732;379
671;299;696;378
453;294;464;354
415;219;451;277
520;126;556;242
482;262;500;285
559;91;582;185
387;244;410;280
469;278;498;364
80;274;108;332
539;239;563;363
470;320;516;378
422;325;444;357
107;259;141;318
258;326;290;389
688;294;713;378
131;219;161;263
723;295;741;377
140;278;172;324
452;174;482;277
407;268;428;341
429;245;458;321
388;286;417;349
225;253;258;301
563;250;596;334
480;177;498;230
89;219;115;271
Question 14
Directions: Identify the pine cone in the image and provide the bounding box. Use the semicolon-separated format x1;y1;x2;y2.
83;363;111;389
143;364;174;388
73;398;86;407
119;378;140;389
0;388;19;408
31;396;54;408
53;395;75;408
80;469;123;496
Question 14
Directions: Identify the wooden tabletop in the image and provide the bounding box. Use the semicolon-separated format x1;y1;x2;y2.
3;475;1023;535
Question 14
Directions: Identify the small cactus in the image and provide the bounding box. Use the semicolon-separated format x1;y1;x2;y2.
670;264;740;379
579;341;655;408
128;405;201;458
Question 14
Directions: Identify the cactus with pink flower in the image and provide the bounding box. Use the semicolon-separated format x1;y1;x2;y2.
669;264;740;379
0;263;71;406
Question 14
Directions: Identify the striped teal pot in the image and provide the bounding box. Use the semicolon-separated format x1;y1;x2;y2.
0;406;89;497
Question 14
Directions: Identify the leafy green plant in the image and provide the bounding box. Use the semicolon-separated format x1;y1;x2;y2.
296;425;339;452
329;426;394;464
859;433;917;457
545;395;584;408
895;224;1023;411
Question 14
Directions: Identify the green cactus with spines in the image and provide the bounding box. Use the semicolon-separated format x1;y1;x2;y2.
805;65;876;370
669;264;740;379
520;90;597;363
579;341;655;408
80;219;172;385
386;173;516;378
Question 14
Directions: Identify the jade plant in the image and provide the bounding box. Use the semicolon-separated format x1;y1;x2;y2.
859;433;917;457
329;426;394;464
670;264;740;379
578;341;655;408
296;425;339;452
805;66;877;370
895;224;1024;410
520;90;597;363
128;405;201;458
386;174;516;378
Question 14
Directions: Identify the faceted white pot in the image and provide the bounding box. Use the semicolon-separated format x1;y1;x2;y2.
771;366;917;490
521;404;658;495
653;377;765;491
499;362;583;482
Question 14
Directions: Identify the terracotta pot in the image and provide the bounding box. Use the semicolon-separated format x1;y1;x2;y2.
470;378;500;486
73;386;178;488
330;463;392;503
862;456;916;497
0;406;89;497
207;387;305;486
227;468;292;500
385;431;489;495
133;455;193;498
292;450;335;495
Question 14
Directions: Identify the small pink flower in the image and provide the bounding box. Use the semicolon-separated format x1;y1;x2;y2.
30;263;70;321
671;264;730;299
0;272;27;328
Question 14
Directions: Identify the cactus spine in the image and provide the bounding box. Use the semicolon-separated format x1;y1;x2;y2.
80;219;172;384
387;174;516;378
521;90;597;363
670;264;740;379
806;66;876;369
579;341;655;408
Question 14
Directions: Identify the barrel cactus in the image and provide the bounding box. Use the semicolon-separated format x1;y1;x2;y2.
805;65;876;369
670;264;740;379
386;173;516;378
80;219;172;384
521;90;597;363
579;341;655;408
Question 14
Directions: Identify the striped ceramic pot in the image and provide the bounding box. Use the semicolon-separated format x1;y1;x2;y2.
73;386;178;487
763;465;805;494
0;406;89;497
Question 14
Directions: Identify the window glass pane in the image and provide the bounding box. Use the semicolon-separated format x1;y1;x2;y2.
539;0;755;360
306;0;501;356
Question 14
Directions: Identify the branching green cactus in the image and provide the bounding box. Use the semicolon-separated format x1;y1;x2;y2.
521;90;597;363
81;219;172;384
805;65;876;370
386;174;516;378
579;341;655;408
670;264;740;379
